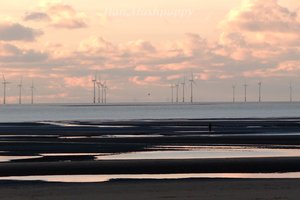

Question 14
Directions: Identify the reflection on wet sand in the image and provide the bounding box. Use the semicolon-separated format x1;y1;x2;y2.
2;173;300;183
97;146;300;160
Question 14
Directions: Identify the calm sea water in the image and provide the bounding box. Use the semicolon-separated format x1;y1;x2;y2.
0;102;299;122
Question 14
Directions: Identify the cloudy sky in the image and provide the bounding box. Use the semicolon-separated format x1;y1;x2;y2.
1;0;300;103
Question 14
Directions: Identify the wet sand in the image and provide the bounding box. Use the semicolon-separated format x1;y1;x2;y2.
1;118;300;199
1;179;300;200
1;118;300;157
0;118;300;176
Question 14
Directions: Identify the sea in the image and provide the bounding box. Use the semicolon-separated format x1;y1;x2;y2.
0;102;300;122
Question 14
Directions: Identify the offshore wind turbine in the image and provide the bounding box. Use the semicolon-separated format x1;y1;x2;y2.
97;81;101;104
232;85;236;103
92;74;97;104
258;81;262;103
189;73;196;103
100;82;104;104
17;77;23;104
290;82;293;102
2;74;10;105
175;82;179;103
181;77;186;103
243;83;248;103
170;84;174;104
103;80;107;104
30;80;35;104
96;76;102;104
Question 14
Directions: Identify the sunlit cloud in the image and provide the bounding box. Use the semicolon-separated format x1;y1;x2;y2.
25;0;87;29
218;0;300;60
129;76;162;86
1;0;300;102
244;60;300;78
64;75;93;88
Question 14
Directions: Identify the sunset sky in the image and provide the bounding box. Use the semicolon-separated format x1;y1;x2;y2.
1;0;300;103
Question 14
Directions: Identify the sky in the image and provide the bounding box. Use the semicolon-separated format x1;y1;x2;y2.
0;0;300;103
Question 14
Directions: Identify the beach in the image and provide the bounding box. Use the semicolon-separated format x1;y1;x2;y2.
1;179;300;200
1;117;300;199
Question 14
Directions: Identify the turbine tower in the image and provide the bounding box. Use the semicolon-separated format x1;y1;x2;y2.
243;83;248;103
103;81;107;104
30;80;35;105
101;81;105;104
189;73;196;103
2;74;10;105
232;85;236;103
258;81;262;103
170;84;174;104
181;77;186;103
175;83;179;103
96;77;102;104
17;77;23;104
92;74;97;104
290;81;293;103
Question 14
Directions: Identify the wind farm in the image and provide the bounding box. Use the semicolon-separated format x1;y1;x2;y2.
0;71;298;105
92;73;108;105
1;74;36;105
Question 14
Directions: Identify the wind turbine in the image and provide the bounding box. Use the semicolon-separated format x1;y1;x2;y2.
96;76;102;104
92;74;97;104
103;80;108;104
2;74;10;105
17;77;23;104
289;81;293;103
175;82;179;103
243;83;248;103
30;80;35;104
232;85;236;103
100;82;104;104
258;81;262;103
189;73;196;103
181;77;186;103
170;84;174;104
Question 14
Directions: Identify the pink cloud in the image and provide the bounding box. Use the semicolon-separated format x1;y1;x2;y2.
134;65;154;72
129;76;161;86
64;76;92;88
218;0;300;60
244;61;300;78
166;74;182;81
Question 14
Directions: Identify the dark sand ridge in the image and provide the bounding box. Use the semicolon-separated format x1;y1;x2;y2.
1;179;300;200
1;157;300;176
1;134;300;157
